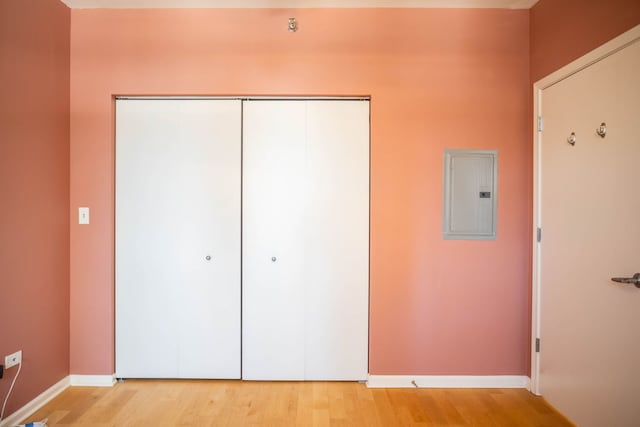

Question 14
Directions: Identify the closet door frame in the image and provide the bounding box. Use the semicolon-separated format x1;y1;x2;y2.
114;95;370;380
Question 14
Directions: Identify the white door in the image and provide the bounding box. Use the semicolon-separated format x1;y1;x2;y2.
303;101;370;380
242;100;369;380
116;99;241;378
537;39;640;426
242;101;307;380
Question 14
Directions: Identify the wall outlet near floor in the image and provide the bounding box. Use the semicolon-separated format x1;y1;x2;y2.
5;350;22;369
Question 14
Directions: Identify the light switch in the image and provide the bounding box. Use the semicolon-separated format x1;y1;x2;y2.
79;207;90;225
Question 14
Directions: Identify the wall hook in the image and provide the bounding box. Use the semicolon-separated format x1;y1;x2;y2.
596;122;607;138
567;132;576;146
288;17;298;32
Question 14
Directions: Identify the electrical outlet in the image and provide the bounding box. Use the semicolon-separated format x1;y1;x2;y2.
5;350;22;369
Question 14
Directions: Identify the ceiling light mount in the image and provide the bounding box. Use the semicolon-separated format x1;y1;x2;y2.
288;17;298;32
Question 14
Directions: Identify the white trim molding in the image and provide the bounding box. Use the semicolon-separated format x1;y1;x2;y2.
0;376;70;427
0;375;116;426
69;374;117;387
366;375;530;389
534;25;640;91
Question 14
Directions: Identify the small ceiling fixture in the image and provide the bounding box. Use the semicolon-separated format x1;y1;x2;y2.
288;17;298;32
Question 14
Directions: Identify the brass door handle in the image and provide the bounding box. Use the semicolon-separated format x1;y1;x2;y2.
611;273;640;288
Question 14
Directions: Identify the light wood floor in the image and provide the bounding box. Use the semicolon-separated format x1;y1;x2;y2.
25;380;573;426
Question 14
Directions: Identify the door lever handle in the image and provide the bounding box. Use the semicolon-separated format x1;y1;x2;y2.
611;273;640;288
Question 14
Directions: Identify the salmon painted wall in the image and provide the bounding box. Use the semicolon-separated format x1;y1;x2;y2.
530;0;640;82
70;8;531;375
0;0;70;418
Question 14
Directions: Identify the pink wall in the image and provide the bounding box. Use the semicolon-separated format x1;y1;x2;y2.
0;0;70;418
530;0;640;82
69;8;531;375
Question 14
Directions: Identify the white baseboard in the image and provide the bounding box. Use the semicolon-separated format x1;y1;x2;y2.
69;374;116;387
366;375;530;388
0;374;116;426
0;376;70;427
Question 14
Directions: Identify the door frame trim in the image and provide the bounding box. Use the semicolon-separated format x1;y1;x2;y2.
115;96;370;100
530;24;640;396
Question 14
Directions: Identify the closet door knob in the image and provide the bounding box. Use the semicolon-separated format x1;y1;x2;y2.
271;257;277;262
205;255;211;261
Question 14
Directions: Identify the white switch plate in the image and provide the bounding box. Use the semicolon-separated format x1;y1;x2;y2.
79;207;90;224
5;350;22;369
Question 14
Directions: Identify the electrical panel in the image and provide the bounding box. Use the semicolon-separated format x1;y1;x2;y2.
443;149;497;240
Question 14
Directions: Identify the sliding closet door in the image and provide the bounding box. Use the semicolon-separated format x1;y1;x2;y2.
242;100;369;380
242;101;307;380
304;101;369;380
116;99;241;379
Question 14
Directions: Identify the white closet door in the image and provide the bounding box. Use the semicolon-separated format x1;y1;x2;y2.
116;99;241;379
242;101;307;380
304;101;369;380
242;100;369;380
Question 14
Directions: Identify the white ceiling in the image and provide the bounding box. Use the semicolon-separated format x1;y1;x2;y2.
60;0;539;9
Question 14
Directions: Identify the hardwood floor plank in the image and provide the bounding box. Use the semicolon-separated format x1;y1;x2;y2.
22;380;574;426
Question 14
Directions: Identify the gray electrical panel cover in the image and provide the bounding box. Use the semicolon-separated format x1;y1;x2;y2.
442;149;497;240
